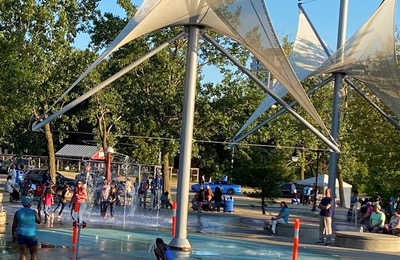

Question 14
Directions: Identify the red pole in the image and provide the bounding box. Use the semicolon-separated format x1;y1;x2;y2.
172;201;177;237
72;203;80;243
292;219;300;260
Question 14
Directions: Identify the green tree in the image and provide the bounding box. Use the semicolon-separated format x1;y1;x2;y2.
231;146;292;214
0;0;101;181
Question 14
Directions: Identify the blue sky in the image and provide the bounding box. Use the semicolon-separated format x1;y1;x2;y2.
93;0;400;82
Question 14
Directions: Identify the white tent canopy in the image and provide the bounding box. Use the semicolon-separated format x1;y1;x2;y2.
296;174;352;208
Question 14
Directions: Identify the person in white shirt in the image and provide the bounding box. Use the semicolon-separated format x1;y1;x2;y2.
291;182;297;200
9;165;17;184
5;175;20;202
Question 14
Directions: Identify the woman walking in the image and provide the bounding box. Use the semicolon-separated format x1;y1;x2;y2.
12;197;42;260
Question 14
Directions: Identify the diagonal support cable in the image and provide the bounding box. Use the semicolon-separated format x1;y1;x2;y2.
345;78;400;131
32;31;186;131
201;32;339;153
230;76;333;146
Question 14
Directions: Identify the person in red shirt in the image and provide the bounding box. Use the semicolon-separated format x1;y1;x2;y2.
70;180;87;223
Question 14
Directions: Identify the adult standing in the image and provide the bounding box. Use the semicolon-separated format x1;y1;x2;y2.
291;182;297;203
70;180;87;223
317;188;333;245
12;197;41;260
213;187;223;212
99;179;110;217
9;164;17;184
53;184;69;219
5;175;20;202
302;185;311;205
41;170;51;184
108;186;117;217
138;176;149;208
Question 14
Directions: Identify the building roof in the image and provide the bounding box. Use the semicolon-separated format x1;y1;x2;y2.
55;144;99;158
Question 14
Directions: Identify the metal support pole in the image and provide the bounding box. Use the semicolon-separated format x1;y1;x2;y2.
169;26;200;251
328;0;348;216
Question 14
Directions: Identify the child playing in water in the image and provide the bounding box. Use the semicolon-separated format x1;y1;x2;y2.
154;238;174;260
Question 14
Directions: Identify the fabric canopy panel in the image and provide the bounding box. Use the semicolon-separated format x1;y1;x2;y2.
62;0;329;135
233;8;330;140
311;0;400;118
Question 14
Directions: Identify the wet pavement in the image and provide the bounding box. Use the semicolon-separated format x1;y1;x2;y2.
0;197;399;259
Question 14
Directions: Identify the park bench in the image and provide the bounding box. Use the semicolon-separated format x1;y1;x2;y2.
271;222;319;242
335;231;400;252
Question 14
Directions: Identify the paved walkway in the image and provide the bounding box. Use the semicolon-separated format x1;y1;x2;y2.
0;174;398;259
0;198;399;260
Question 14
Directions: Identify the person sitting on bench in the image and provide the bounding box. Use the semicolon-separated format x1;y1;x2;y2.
264;201;289;235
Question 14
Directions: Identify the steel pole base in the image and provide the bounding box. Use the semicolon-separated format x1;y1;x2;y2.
169;237;192;252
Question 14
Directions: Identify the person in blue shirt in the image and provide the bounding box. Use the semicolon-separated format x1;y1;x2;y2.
264;201;290;235
12;196;42;260
303;185;311;205
154;237;174;260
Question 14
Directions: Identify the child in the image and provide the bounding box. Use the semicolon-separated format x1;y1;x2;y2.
161;192;172;209
53;184;69;219
154;238;174;260
43;184;53;224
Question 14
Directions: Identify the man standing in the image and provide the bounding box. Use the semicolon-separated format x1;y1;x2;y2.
317;188;333;245
99;179;110;217
291;182;298;204
303;185;311;205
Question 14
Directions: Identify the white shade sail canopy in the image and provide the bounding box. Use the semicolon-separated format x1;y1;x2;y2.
233;8;330;140
311;0;400;118
47;0;330;137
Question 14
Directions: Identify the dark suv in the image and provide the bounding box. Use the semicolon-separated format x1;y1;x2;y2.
24;169;75;186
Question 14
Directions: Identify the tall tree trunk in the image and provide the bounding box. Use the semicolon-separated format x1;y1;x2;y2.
162;151;171;197
43;123;56;183
337;163;345;207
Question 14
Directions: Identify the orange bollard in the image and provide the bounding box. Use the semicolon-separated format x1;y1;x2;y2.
292;219;300;260
72;203;80;243
172;201;177;237
72;222;78;243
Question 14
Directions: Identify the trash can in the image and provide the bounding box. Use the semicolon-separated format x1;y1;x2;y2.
223;196;234;212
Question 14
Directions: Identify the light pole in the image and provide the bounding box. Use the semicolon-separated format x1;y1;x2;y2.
291;147;321;212
291;149;299;162
105;146;114;184
311;149;321;212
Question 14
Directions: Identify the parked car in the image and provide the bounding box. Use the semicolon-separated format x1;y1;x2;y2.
279;182;293;197
191;181;242;195
0;160;8;174
24;169;75;186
